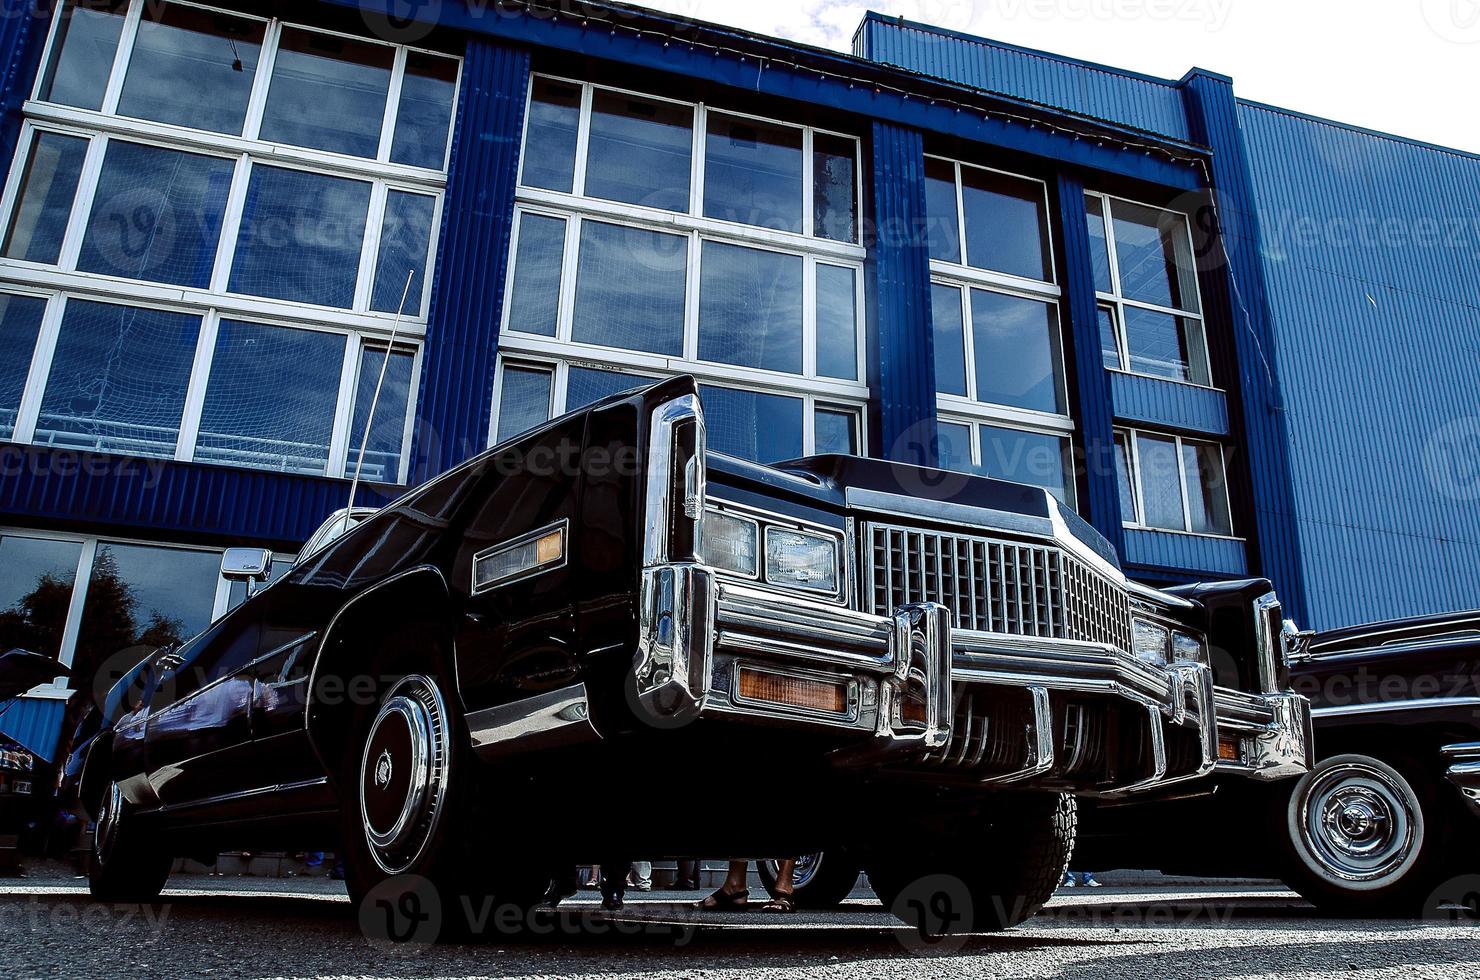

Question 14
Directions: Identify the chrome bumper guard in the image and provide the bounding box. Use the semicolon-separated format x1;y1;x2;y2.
1440;743;1480;816
632;563;953;752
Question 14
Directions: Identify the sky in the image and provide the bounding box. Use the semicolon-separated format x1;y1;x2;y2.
633;0;1480;154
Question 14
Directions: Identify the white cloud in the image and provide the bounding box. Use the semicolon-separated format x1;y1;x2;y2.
635;0;1480;154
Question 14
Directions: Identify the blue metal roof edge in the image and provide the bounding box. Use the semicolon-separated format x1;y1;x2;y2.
1236;97;1480;163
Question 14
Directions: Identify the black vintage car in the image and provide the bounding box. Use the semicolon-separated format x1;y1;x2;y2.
67;377;1309;933
1077;610;1480;916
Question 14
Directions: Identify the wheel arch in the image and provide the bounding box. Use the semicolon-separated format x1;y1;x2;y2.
304;566;460;784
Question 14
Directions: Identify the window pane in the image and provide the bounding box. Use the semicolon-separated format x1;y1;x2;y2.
2;132;88;265
697;241;803;374
1123;306;1203;383
371;191;436;315
259;27;394;159
699;385;802;464
495;365;551;443
0;535;83;663
521;78;581;193
924;157;961;264
1086;195;1114;294
195;320;346;475
38;1;126;110
703;113;802;233
961;167;1051;282
934;421;972;473
391;52;458;170
969;290;1063;414
980;425;1072;505
346;346;415;484
35;300;200;458
815;407;858;456
505;213;566;337
816;264;858;381
567;366;657;410
585;90;692;213
813;133;858;243
931;284;967;396
571;221;686;356
1135;434;1185;531
1182;441;1232;535
75;543;221;679
0;295;47;440
229;166;371;308
1098;305;1121;371
117;3;265;135
77;141;235;288
1111;200;1200;313
1113;432;1137;523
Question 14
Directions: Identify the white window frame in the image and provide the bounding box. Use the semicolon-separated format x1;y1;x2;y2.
493;73;869;453
1089;191;1215;389
936;413;1078;511
1115;426;1237;539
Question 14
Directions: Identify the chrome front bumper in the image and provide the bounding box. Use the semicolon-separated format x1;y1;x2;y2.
1441;743;1480;816
631;563;1311;793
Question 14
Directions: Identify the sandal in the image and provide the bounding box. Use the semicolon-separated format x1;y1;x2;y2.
700;887;749;911
760;891;796;913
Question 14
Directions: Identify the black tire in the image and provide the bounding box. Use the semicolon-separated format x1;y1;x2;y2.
89;782;171;903
339;663;550;941
867;792;1075;933
1276;752;1463;917
759;851;863;910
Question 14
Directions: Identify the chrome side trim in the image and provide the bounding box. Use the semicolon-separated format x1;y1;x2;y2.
1107;702;1169;796
643;394;704;567
1252;592;1283;694
155;777;331;815
632;563;715;722
982;686;1054;785
1441;743;1480;817
1311;696;1480;718
467;683;600;760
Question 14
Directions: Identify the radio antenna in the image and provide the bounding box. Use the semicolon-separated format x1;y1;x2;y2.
344;268;416;530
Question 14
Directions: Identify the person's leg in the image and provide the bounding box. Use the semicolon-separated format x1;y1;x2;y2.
633;860;653;891
675;859;700;890
760;859;797;912
701;860;751;910
542;865;581;907
584;863;600;887
600;858;632;910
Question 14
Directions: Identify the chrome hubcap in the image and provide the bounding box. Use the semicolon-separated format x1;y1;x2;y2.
359;675;449;875
1301;764;1417;883
96;783;123;865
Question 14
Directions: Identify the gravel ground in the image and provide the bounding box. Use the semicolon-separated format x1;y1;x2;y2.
4;873;1477;979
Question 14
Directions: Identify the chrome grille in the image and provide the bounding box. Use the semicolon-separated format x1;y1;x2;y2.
867;523;1132;653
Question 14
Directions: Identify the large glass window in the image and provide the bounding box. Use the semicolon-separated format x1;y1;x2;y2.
585;90;693;213
813;134;859;245
37;1;127;110
505;213;566;337
704;113;803;233
520;78;582;193
117;3;265;135
0;295;46;441
567;366;657;411
195;320;346;475
73;542;220;678
494;364;552;444
391;53;460;170
699;385;803;463
571;220;688;356
77;141;235;288
969;290;1064;415
1116;428;1233;536
1090;193;1210;385
259;27;394;159
0;534;83;663
927;158;1053;283
229;166;372;308
3;132;88;265
937;416;1075;507
35;300;200;458
697;241;803;374
346;345;415;484
370;191;436;316
815;264;859;382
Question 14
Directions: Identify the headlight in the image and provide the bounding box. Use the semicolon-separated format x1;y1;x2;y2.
1172;630;1208;666
765;528;840;593
1132;619;1171;666
702;510;759;577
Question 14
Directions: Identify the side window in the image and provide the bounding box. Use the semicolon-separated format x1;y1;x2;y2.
152;605;261;709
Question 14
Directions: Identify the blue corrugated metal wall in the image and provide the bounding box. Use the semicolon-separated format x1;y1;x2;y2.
0;696;66;762
0;4;50;172
1238;101;1480;629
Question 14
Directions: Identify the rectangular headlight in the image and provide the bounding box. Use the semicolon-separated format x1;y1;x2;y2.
765;528;839;593
1132;619;1171;667
1172;630;1208;666
702;510;759;577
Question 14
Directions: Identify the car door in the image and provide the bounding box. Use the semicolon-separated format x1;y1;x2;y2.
142;601;263;809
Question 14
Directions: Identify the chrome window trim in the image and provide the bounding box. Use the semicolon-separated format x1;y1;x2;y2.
1311;696;1480;719
470;519;569;596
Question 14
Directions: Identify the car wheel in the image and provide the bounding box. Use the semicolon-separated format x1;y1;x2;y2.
867;792;1076;933
1280;752;1455;916
758;851;863;910
340;670;550;939
88;782;171;902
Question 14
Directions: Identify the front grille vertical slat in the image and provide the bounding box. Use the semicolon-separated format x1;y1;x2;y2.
867;523;1131;653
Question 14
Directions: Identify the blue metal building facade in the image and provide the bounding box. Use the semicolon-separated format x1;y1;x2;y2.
1;1;1475;757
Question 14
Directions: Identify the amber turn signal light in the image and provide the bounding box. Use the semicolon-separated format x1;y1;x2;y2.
1218;736;1242;762
737;668;848;715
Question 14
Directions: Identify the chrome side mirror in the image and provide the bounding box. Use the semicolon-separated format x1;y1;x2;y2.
220;548;272;582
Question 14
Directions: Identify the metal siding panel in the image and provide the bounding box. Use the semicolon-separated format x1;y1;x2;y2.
867;121;937;463
0;3;50;177
1110;373;1230;436
0;696;67;762
1123;528;1248;578
411;38;530;481
1238;100;1480;629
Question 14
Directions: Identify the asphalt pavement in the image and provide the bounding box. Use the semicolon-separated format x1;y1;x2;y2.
4;870;1477;979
